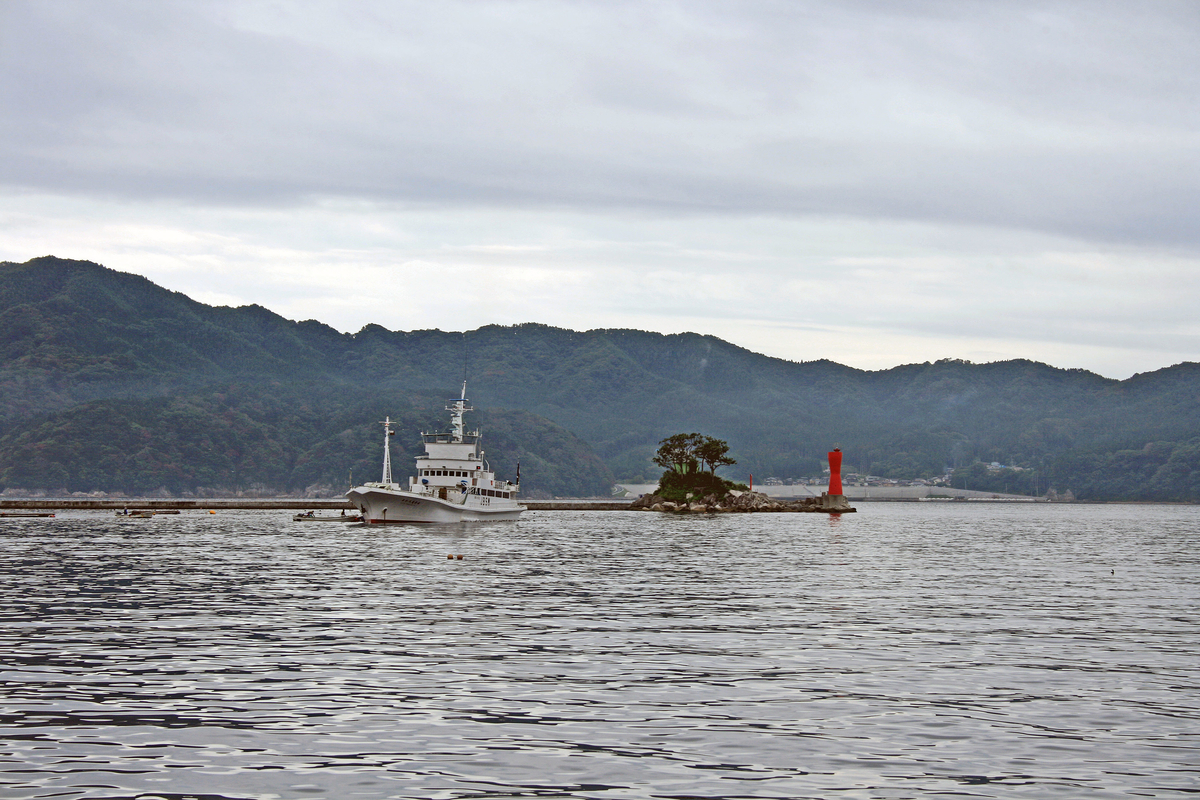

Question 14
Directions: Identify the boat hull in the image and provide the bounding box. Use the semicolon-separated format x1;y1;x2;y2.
293;514;363;522
346;485;525;523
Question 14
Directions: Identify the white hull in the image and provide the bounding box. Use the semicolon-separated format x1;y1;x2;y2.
347;485;525;524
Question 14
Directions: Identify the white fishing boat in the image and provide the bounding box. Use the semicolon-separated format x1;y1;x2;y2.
346;384;525;523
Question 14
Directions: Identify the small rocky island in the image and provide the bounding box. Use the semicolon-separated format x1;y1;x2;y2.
632;433;855;515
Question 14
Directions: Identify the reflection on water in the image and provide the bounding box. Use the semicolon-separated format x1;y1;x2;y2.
2;504;1198;799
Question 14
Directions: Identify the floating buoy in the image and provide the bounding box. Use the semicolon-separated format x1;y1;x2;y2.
208;510;216;514
456;554;464;560
448;554;454;559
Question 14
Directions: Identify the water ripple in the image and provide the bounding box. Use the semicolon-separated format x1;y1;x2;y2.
2;505;1198;798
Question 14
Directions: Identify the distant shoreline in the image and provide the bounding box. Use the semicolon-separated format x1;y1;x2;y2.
3;497;1194;511
0;497;635;512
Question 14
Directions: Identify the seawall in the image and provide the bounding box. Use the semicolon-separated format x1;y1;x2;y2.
0;498;636;512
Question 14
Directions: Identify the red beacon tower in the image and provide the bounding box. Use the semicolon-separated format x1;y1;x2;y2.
827;448;844;496
818;447;854;512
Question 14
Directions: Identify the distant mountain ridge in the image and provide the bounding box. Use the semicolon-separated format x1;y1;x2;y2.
2;256;1198;500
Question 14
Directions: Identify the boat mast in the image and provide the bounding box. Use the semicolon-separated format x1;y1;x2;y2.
447;381;473;443
380;416;394;484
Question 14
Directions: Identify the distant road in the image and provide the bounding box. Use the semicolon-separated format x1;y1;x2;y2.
615;483;1045;502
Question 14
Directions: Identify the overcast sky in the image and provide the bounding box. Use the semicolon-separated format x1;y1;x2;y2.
2;1;1198;378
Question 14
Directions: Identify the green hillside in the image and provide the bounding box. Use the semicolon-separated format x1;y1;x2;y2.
2;256;1198;500
0;382;613;498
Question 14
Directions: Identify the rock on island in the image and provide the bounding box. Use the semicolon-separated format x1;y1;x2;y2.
630;489;855;514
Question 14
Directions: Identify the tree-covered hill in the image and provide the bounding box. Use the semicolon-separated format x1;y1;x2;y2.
0;382;612;498
0;257;612;497
2;256;1198;500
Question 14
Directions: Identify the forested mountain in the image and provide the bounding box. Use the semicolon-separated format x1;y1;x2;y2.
2;256;1198;500
0;257;612;497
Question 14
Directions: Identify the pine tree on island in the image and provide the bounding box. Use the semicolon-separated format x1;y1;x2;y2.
652;433;746;502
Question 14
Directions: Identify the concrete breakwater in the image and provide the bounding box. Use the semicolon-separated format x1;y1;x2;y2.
0;498;635;512
0;498;354;511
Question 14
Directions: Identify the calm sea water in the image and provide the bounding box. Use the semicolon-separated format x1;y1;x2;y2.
2;504;1198;799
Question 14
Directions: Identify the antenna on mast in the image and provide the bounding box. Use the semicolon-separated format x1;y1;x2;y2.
461;330;468;389
380;417;394;484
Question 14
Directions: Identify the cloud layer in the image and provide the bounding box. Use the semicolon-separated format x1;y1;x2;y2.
2;1;1198;377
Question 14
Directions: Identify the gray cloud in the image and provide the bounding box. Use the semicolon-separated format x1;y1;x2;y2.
1;0;1197;378
3;0;1198;245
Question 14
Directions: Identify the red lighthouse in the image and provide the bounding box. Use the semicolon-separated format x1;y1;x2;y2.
827;448;843;496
